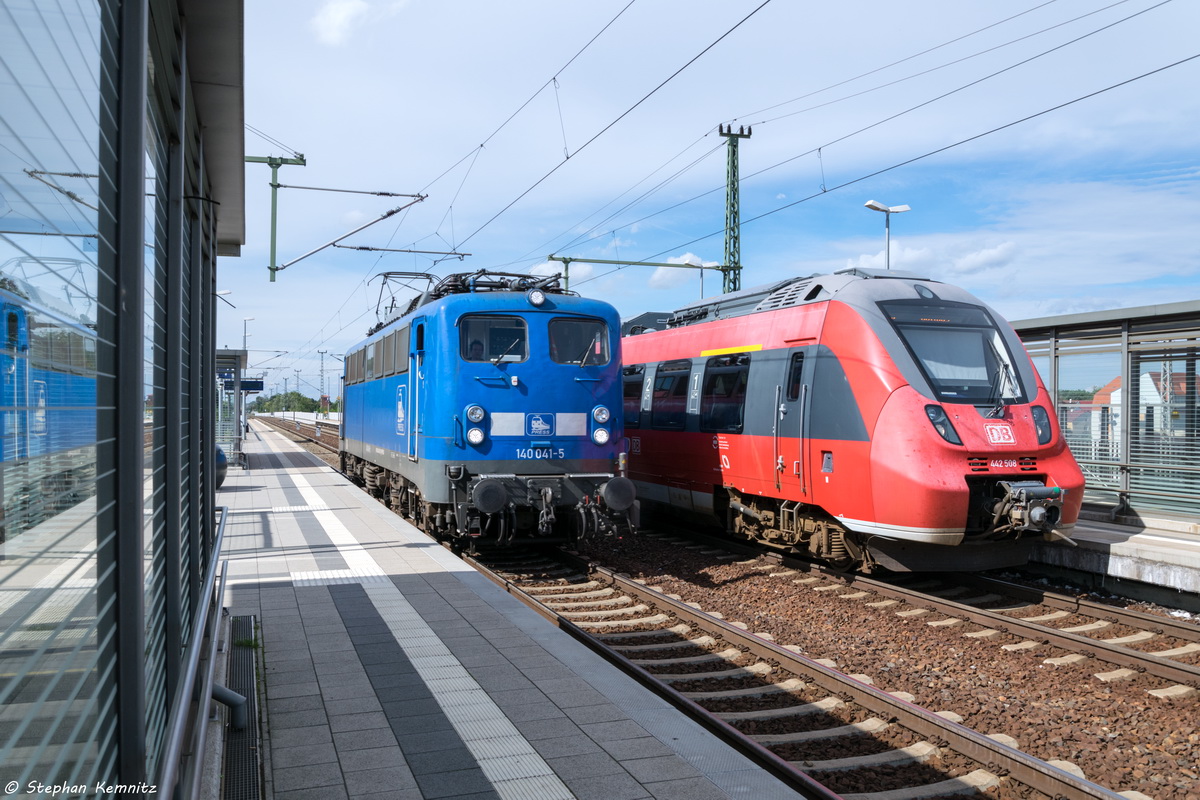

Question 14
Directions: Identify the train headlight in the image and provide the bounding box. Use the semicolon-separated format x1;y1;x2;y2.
592;428;610;445
924;405;962;445
466;404;486;423
1031;405;1053;445
526;288;547;307
467;427;486;446
592;406;610;424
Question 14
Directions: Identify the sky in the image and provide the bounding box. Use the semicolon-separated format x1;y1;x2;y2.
217;0;1200;399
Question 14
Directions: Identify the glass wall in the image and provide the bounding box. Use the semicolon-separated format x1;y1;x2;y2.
1019;316;1200;517
0;0;112;788
2;0;237;791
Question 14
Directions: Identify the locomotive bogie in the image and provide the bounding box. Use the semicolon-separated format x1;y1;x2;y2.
622;267;1085;572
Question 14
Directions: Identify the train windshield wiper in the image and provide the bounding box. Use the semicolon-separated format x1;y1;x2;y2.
492;337;521;365
576;333;600;368
985;336;1017;417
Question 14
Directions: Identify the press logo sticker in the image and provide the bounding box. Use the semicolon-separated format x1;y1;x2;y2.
983;422;1016;445
526;413;555;437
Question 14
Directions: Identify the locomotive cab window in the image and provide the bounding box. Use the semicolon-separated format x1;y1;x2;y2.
460;315;527;363
880;300;1028;406
549;318;609;365
651;359;691;430
700;354;750;433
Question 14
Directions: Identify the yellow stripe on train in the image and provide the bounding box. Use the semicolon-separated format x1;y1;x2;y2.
699;344;763;356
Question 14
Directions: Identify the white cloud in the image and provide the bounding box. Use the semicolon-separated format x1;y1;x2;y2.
952;241;1016;274
530;260;593;282
646;253;719;289
311;0;370;46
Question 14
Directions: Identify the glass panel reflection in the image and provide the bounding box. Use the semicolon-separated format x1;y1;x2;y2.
0;0;111;788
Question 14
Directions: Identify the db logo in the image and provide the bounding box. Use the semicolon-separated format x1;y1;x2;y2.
984;423;1016;445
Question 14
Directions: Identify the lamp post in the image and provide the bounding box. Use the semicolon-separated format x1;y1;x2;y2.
864;200;910;270
242;317;254;350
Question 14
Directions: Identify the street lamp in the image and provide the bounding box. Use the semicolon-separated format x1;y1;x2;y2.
242;317;254;350
864;200;910;271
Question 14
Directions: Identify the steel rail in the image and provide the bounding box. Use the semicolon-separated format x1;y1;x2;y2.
470;550;1124;800
596;565;1125;800
465;554;839;800
796;565;1200;687
952;572;1200;642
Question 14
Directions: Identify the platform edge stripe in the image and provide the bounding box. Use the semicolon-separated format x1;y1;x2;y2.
281;465;574;800
491;774;575;800
360;584;573;798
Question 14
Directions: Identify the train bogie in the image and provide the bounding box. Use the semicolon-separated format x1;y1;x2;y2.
622;267;1084;572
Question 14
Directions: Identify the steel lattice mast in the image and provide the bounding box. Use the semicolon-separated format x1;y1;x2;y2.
719;123;751;294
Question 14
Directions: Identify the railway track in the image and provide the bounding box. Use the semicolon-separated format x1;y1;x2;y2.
254;415;339;454
267;418;1195;797
470;547;1133;800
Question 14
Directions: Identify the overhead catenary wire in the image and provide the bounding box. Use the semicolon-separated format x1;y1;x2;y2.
572;50;1200;288
454;0;777;250
556;0;1177;265
265;2;1178;379
245;124;302;158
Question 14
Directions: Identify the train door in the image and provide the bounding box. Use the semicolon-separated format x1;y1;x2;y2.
778;350;807;499
407;318;425;461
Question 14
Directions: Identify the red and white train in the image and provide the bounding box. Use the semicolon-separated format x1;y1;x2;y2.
622;267;1084;572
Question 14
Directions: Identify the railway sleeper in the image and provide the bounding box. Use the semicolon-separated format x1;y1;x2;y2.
752;717;889;746
522;580;604;594
836;769;1002;800
680;676;805;699
558;604;648;620
796;740;939;772
530;587;617;602
611;635;719;653
543;596;633;611
714;696;844;721
629;646;741;666
657;662;772;683
572;614;671;630
591;623;692;641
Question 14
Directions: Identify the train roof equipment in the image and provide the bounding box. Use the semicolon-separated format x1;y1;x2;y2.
654;267;934;330
366;269;572;335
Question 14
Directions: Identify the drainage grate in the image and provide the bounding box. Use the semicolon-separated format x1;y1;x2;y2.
223;615;262;800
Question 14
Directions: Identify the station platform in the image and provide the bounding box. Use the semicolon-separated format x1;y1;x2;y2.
219;421;808;800
1030;509;1200;608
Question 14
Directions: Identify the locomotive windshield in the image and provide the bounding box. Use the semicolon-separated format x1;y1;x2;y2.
549;317;609;365
880;300;1028;406
460;315;527;363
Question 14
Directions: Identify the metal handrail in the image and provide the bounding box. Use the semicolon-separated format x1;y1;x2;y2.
187;562;229;800
156;506;228;798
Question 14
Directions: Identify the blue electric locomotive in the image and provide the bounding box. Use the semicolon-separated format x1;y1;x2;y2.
1;259;98;544
339;270;635;548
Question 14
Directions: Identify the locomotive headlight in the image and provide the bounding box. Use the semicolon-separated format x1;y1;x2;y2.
466;404;486;423
592;406;610;424
592;428;610;445
1031;405;1053;445
924;405;962;445
466;427;486;446
526;288;547;307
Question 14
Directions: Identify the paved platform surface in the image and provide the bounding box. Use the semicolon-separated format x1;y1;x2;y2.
1032;512;1200;598
219;422;808;800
